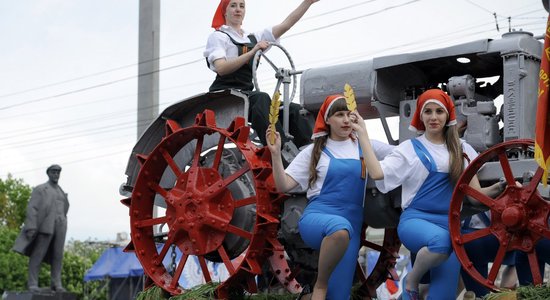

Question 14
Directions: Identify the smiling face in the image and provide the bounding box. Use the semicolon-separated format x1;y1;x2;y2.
225;0;245;27
421;102;448;136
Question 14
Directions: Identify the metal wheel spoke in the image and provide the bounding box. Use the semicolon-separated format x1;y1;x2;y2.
261;53;278;71
226;224;253;240
222;164;250;187
191;136;204;168
527;250;543;284
198;256;213;282
160;148;183;178
206;164;250;196
526;168;544;196
462;228;492;244
151;183;169;200
234;196;256;208
217;245;236;275
487;244;507;283
158;236;176;263
135;216;168;229
498;151;516;185
212;135;227;170
461;184;496;208
170;253;189;289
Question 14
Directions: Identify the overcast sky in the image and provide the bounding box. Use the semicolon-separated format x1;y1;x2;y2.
0;0;546;242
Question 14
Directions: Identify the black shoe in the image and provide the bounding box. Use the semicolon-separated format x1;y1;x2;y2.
296;284;311;300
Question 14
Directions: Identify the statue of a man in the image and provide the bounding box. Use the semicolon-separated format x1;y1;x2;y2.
13;164;69;293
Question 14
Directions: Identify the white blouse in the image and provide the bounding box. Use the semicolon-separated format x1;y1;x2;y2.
203;25;278;73
286;138;395;199
375;134;478;209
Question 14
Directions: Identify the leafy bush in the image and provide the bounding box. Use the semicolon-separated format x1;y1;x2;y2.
0;174;31;229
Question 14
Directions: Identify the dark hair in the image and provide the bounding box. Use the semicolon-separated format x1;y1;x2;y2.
307;98;348;188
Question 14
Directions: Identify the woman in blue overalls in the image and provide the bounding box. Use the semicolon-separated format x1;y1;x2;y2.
267;95;394;300
357;89;502;300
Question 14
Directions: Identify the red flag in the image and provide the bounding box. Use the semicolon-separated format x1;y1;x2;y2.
535;14;550;187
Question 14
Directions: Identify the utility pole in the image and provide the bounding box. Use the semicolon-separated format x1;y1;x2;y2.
137;0;160;138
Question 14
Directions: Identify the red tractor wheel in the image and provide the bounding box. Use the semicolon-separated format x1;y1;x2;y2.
121;110;299;297
449;139;550;291
354;227;401;299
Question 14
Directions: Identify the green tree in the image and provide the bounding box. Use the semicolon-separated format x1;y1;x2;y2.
0;174;32;229
0;226;28;292
0;226;110;298
63;239;108;299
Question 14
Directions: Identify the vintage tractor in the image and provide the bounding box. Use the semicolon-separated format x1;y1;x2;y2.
120;29;549;298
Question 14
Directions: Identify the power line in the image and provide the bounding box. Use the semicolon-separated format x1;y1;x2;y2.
0;0;416;109
0;2;544;157
0;149;131;177
285;0;420;39
302;0;380;21
0;58;204;111
0;46;204;100
463;0;494;15
2;2;541;139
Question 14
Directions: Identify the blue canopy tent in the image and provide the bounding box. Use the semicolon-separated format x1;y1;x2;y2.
84;247;144;281
84;247;145;300
85;244;230;298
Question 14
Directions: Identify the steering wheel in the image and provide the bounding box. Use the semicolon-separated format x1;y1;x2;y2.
252;42;297;103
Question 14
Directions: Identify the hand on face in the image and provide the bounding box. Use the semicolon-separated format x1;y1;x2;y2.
349;110;366;133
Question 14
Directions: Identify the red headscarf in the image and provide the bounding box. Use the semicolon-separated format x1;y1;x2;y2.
212;0;231;29
311;95;346;139
409;89;457;133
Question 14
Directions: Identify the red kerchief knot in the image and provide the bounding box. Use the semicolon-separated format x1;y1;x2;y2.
212;0;231;29
311;95;345;139
409;89;457;133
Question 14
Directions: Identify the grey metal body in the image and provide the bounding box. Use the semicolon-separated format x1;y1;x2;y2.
300;31;543;226
301;31;541;146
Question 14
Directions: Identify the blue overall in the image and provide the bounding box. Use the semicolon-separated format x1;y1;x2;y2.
397;139;460;300
299;146;365;300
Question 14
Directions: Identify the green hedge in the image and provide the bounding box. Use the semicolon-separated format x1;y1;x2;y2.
0;226;108;299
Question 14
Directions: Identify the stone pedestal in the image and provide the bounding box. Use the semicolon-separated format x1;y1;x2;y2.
2;291;77;300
